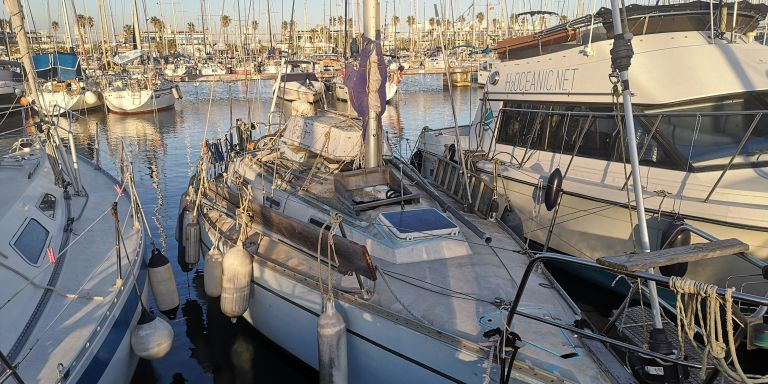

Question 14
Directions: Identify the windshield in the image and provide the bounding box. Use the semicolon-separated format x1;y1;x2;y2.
648;93;768;166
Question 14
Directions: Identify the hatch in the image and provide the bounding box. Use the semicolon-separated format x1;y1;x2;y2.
378;208;459;241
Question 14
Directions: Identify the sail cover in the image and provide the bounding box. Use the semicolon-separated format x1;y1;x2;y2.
113;49;143;65
32;52;81;81
343;36;387;136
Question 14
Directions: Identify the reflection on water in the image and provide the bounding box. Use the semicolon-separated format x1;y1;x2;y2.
0;75;476;383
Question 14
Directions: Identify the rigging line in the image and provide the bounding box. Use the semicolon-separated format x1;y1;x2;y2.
18;208;145;368
0;178;129;312
380;268;495;303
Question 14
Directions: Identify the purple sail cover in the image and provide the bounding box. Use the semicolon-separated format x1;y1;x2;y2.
343;36;387;135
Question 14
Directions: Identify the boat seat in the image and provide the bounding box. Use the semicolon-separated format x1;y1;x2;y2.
596;238;749;273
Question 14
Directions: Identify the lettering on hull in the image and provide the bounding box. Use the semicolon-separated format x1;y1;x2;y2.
505;68;579;93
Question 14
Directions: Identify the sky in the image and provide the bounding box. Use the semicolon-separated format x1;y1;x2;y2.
10;0;571;33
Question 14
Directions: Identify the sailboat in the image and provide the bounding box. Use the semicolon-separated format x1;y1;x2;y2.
0;0;172;381
273;60;325;102
103;53;180;115
179;3;635;382
0;60;24;113
31;52;102;115
102;0;180;115
415;1;768;294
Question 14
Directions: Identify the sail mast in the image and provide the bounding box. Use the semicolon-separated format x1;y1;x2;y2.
60;0;73;48
607;0;666;341
266;0;273;49
131;0;141;51
363;0;381;168
4;0;40;104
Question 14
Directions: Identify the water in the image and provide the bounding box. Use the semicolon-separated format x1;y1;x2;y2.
0;75;476;383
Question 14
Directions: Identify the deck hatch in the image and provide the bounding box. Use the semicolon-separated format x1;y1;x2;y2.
378;208;459;240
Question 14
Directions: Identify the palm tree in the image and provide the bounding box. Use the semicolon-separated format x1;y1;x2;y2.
476;12;485;28
76;14;87;44
428;17;436;49
50;21;59;51
476;12;485;45
391;16;400;47
187;22;195;33
406;15;415;52
122;24;134;44
149;16;166;54
220;14;231;54
86;16;95;52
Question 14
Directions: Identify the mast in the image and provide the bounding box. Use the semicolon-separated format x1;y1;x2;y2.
607;0;666;346
200;0;208;55
131;0;141;51
266;0;273;49
363;0;381;168
344;0;348;59
4;0;40;103
60;0;73;48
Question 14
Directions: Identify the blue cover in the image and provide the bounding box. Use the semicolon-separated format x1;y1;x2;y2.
32;52;81;81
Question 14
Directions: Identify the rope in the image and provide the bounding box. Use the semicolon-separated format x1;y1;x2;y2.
668;276;768;383
612;82;637;252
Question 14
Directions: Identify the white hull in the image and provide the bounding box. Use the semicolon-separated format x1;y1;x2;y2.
333;83;349;101
34;90;102;115
477;69;489;86
275;81;324;102
199;66;227;76
104;87;176;114
385;81;398;102
335;82;396;103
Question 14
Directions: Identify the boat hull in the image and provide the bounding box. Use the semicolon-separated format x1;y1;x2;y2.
104;87;176;115
34;90;103;115
275;81;324;103
198;228;493;383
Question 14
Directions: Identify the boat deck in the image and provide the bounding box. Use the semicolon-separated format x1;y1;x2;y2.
9;156;143;382
201;156;616;382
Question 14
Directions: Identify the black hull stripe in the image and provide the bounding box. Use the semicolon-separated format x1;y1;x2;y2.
253;280;465;384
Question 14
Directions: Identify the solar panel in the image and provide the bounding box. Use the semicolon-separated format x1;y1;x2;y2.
378;208;459;241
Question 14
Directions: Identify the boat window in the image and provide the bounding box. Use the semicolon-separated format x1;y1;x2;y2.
651;95;768;166
38;193;56;219
13;219;49;264
496;103;541;148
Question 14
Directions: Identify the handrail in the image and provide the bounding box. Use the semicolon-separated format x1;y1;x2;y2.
494;106;768;117
499;252;768;383
660;223;767;271
0;350;23;383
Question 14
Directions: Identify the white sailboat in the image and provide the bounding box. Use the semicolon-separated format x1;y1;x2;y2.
0;60;24;113
415;2;768;293
103;0;180;115
273;60;325;103
0;0;172;381
31;52;102;115
179;4;637;382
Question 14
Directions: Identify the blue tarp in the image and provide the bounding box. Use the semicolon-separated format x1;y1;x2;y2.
343;36;387;136
32;53;81;81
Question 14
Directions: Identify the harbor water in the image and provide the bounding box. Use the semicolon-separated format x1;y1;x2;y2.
0;75;476;383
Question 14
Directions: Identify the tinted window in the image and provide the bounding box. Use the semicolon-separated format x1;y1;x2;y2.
14;219;49;264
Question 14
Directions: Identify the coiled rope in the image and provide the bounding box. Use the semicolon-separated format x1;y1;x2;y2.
669;276;768;383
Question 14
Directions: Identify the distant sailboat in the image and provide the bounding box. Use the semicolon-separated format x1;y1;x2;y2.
31;52;101;115
102;0;180;115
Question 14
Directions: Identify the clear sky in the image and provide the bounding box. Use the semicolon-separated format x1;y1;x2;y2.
11;0;550;33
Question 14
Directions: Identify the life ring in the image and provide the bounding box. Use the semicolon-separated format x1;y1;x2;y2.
65;80;81;96
449;59;457;67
